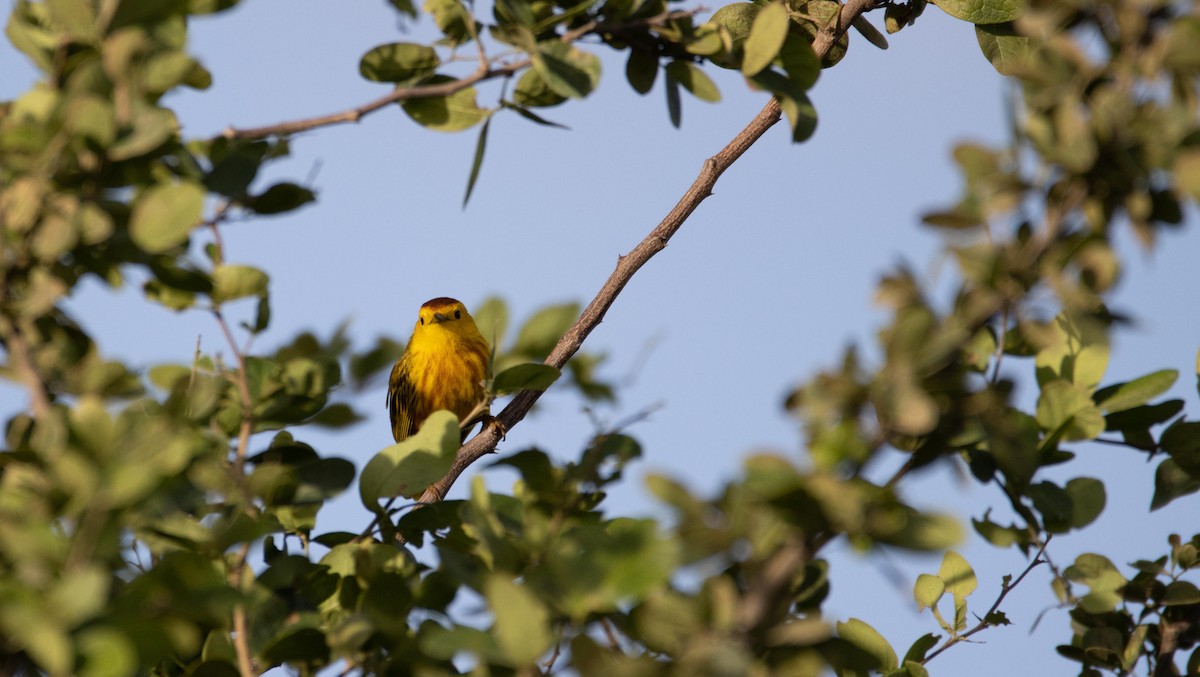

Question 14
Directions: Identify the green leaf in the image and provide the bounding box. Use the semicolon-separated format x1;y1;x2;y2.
109;0;188;29
1029;481;1071;532
836;618;898;673
1164;581;1200;606
250;292;271;333
211;264;268;303
934;0;1024;24
129;181;205;254
513;69;567;108
65;95;116;146
359;409;460;507
386;0;416;17
741;1;788;76
974;22;1032;76
665;61;720;102
686;22;725;57
532;42;601;99
984;611;1010;627
939;551;975;633
1152;458;1200;510
851;14;889;50
1063;477;1106;530
750;68;817;142
506;104;568;129
486;576;553;665
511;302;578;358
1065;553;1126;613
971;512;1025;548
108;107;177;161
903;633;940;664
1164;16;1200;70
777;33;820;90
626;48;658;94
1035;313;1109;390
187;0;242;14
246;182;316;215
260;627;330;667
359;42;440;83
204;142;267;197
633;590;703;654
914;574;944;611
463;114;493;208
6;6;56;71
307;403;363;428
293;457;355;503
527;517;678;621
1036;380;1105;441
401;77;489;131
472;296;509;348
420;624;502;662
424;0;473;44
47;564;109;625
1094;369;1179;414
1175;148;1200;202
78;627;137;677
1160;420;1200;475
20;622;72;676
492;363;561;395
1;178;45;233
665;71;682;128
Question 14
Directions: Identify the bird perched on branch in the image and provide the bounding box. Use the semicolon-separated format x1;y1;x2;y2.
387;297;490;442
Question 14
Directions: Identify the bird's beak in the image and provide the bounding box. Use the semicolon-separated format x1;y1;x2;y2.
431;312;451;324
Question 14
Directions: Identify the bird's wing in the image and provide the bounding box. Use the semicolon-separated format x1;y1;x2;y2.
387;358;417;442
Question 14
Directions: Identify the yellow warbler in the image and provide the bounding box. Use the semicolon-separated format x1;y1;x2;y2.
387;297;490;442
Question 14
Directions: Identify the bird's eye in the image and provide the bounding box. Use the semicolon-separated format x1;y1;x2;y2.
454;309;462;319
419;317;425;325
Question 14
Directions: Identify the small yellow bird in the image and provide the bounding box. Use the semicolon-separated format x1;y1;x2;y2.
387;297;490;442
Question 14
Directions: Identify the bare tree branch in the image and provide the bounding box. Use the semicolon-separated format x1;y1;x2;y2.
417;0;875;506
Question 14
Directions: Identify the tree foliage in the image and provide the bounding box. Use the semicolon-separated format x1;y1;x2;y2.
1;0;1199;675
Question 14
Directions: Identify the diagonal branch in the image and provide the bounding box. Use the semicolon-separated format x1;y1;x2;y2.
417;0;875;505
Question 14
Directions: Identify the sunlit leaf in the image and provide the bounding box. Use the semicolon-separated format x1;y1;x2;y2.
129;181;205;254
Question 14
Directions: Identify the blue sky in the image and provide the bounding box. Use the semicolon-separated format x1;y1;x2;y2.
3;1;1199;674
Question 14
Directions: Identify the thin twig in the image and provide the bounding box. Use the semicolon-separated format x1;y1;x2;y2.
922;537;1051;664
228;542;256;677
222;61;526;140
213;308;254;469
208;216;260;676
598;617;622;650
416;0;875;506
206;200;233;264
0;314;52;419
989;306;1009;386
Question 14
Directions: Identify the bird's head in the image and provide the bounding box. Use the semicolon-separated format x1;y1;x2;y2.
414;297;480;338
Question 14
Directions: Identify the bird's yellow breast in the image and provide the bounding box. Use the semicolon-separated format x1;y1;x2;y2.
406;335;488;420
